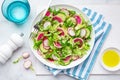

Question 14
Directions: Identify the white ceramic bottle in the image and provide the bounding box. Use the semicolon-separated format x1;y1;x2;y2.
0;33;24;64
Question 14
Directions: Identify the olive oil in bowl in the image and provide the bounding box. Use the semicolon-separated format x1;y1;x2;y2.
101;48;120;71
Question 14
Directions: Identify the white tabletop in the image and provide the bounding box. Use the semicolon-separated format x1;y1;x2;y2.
0;0;120;80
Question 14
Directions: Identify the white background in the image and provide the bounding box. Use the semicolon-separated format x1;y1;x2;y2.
0;0;120;80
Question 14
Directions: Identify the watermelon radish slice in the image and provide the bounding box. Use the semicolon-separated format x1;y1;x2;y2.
54;41;62;48
68;28;75;36
43;21;51;29
61;8;69;16
74;15;82;24
57;28;65;36
37;33;44;41
52;54;58;60
45;11;51;16
63;56;71;63
43;37;50;50
53;16;63;23
47;58;54;62
74;38;83;48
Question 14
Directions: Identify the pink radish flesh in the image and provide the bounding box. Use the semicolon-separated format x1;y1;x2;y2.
57;28;65;36
74;15;82;24
43;37;50;49
64;56;71;62
74;38;83;47
53;16;63;23
54;42;62;48
48;58;54;62
37;33;44;41
45;11;51;16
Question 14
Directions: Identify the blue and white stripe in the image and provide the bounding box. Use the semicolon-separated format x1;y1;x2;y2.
45;7;112;80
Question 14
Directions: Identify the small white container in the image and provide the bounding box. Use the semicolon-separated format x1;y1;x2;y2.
100;48;120;71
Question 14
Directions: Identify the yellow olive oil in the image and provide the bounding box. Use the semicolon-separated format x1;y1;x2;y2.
102;50;120;67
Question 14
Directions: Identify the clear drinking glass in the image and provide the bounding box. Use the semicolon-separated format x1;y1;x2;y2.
1;0;30;24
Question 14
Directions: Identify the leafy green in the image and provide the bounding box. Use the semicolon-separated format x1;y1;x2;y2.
69;10;76;16
13;56;23;64
33;39;42;50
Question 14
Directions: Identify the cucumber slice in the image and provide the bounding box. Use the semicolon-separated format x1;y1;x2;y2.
40;44;48;53
66;17;76;27
80;28;90;39
85;28;90;38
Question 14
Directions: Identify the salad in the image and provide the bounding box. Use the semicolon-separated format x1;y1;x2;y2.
31;7;92;66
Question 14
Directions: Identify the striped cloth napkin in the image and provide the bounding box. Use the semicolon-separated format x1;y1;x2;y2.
45;7;112;80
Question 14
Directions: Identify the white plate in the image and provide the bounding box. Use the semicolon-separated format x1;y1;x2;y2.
29;4;95;69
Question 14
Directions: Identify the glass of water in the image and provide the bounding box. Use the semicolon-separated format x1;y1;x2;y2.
1;0;30;24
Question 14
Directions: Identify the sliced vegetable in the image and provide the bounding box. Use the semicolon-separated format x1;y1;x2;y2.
63;56;71;63
68;28;75;36
37;33;44;41
48;58;54;62
80;28;86;38
57;27;65;36
56;13;66;21
52;54;58;60
45;11;51;16
74;38;83;48
65;17;76;27
43;21;51;30
72;55;79;61
80;28;90;39
37;50;42;55
75;24;85;30
53;16;63;23
60;8;69;16
43;37;50;49
74;15;82;24
54;41;62;48
40;44;48;53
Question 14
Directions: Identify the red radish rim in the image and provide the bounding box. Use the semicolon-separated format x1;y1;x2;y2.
37;33;44;41
45;11;51;16
48;58;54;62
57;28;65;36
43;37;50;50
53;16;63;23
64;56;71;62
74;38;83;48
54;41;62;48
74;15;82;24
